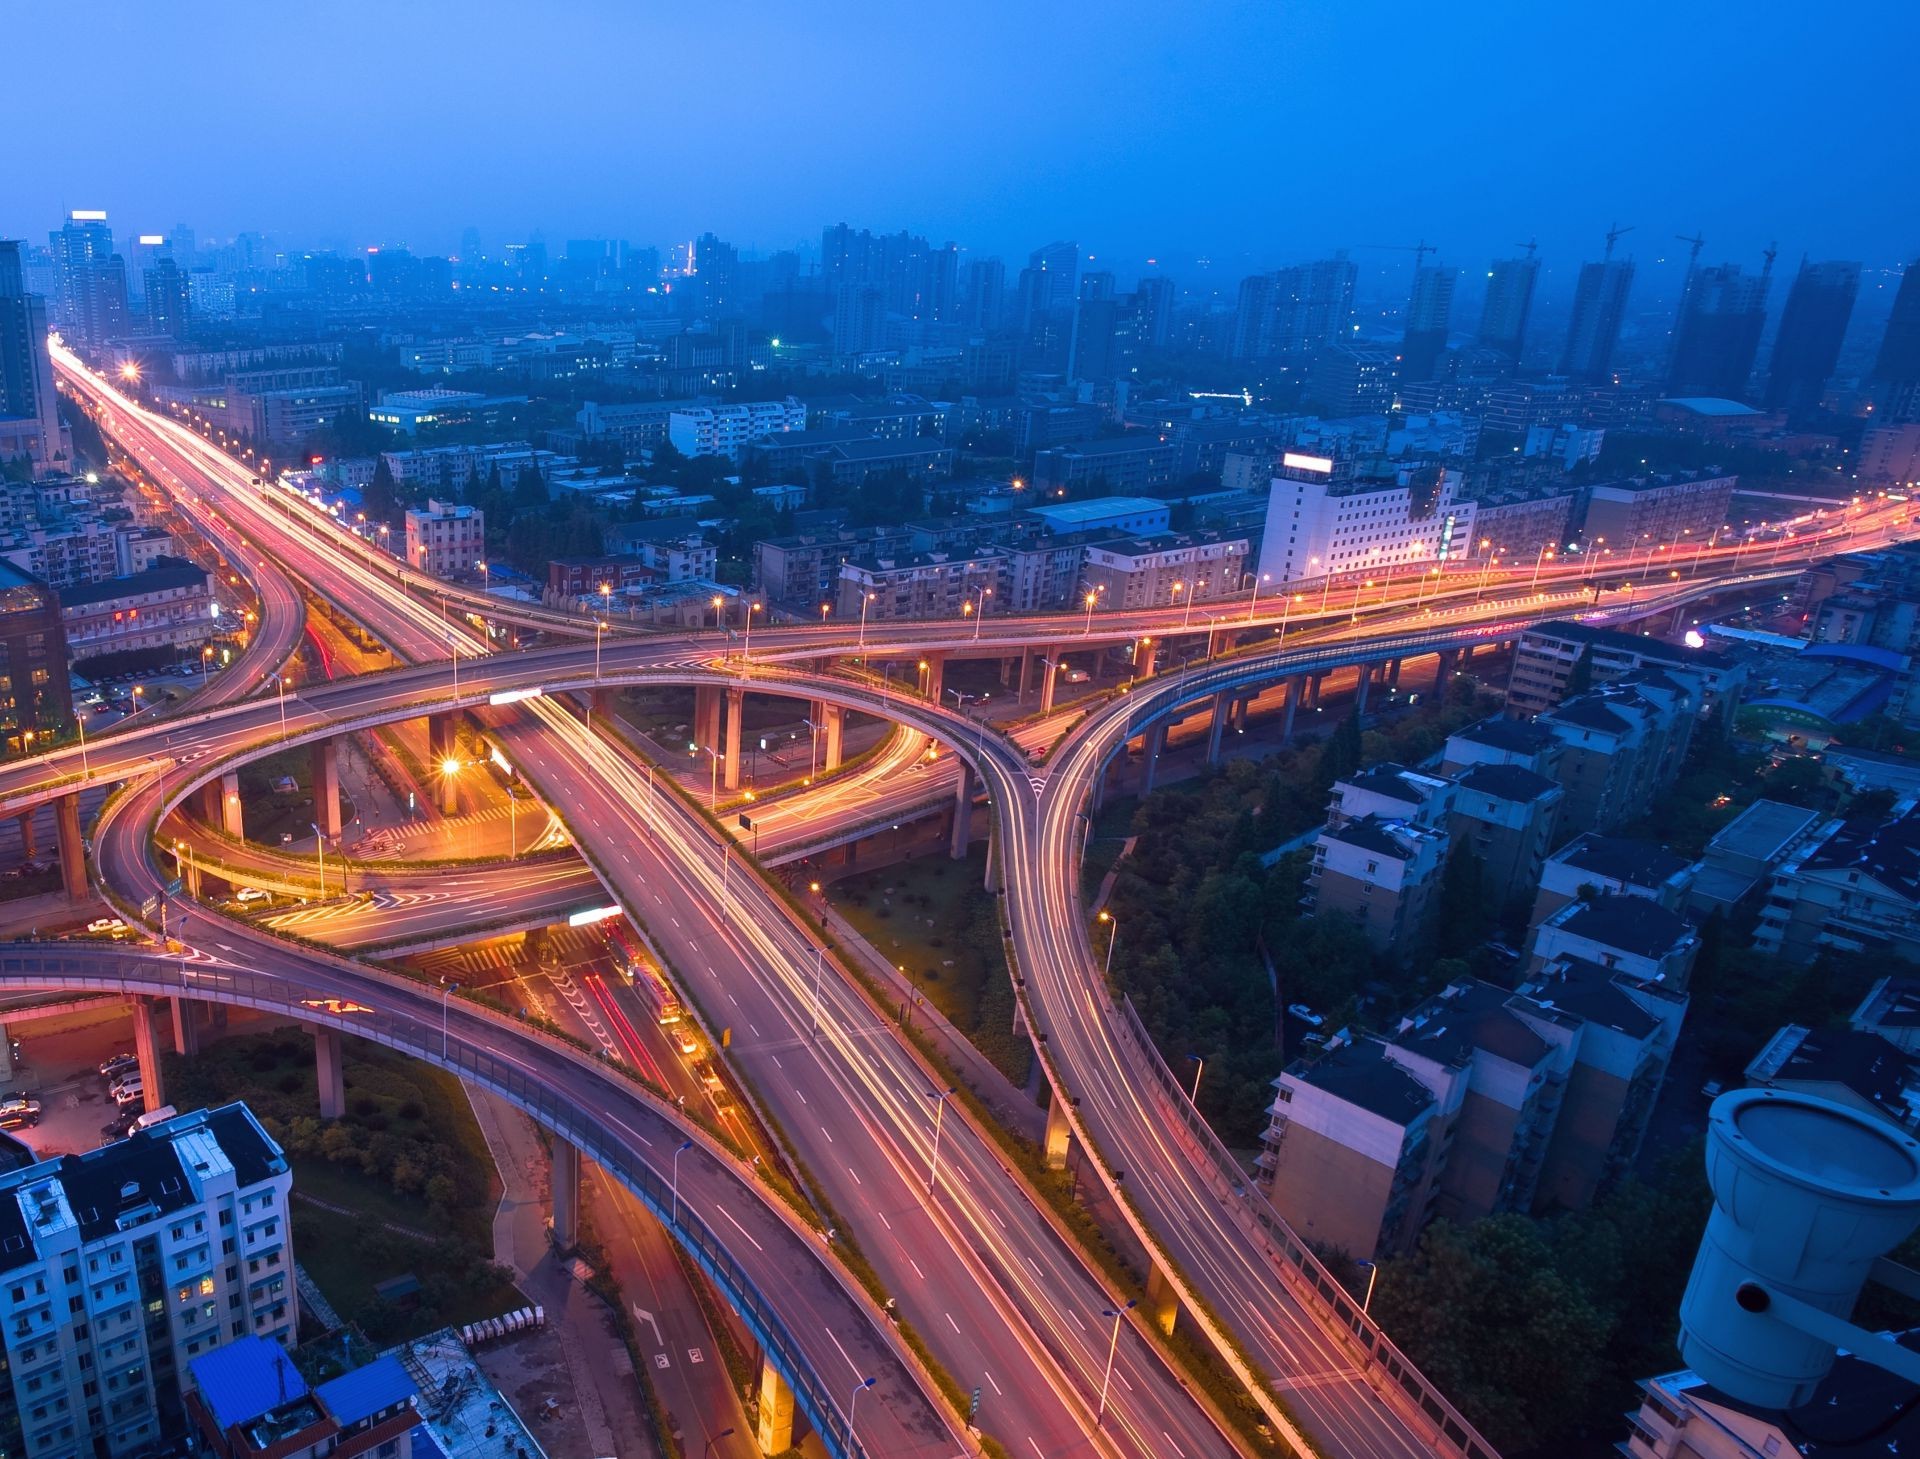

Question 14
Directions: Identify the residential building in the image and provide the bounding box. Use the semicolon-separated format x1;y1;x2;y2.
0;242;69;477
1687;799;1825;920
48;213;129;348
1861;423;1920;488
1231;256;1357;361
603;520;716;583
1328;763;1455;831
1577;469;1738;561
1745;1023;1920;1133
1559;257;1635;382
1871;256;1920;423
1447;762;1564;909
1477;252;1539;361
60;558;216;659
754;529;909;611
1533;833;1697;926
224;382;364;451
546;556;655;598
668;398;806;461
835;550;1004;621
1535;674;1702;833
1440;715;1561;777
1754;801;1920;962
1030;436;1180;496
574;398;689;454
1308;343;1402;416
1666;262;1772;402
819;436;955;488
1255;455;1476;589
1763;259;1860;416
1468;490;1575;565
1529;891;1701;989
0;1104;294;1459
1305;814;1450;958
141;258;190;342
1078;532;1251;611
1025;496;1170;539
403;499;485;579
1400;262;1455;381
186;1339;417;1459
380;442;559;499
1506;618;1743;717
1853;972;1920;1053
0;562;70;747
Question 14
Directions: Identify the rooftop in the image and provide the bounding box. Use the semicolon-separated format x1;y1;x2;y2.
314;1354;417;1426
1522;955;1665;1038
1448;715;1558;756
1551;833;1694;890
1452;761;1561;804
190;1334;311;1432
1547;892;1696;961
1288;1040;1435;1126
1747;1024;1920;1125
1802;807;1920;902
1027;494;1170;524
58;558;207;608
1394;979;1552;1071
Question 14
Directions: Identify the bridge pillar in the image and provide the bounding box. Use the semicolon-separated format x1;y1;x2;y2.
755;1355;796;1455
1386;657;1403;687
1146;1261;1180;1337
311;739;342;841
1205;693;1229;766
949;764;974;860
999;655;1014;686
1089;757;1108;815
170;999;201;1057
1231;693;1251;734
822;704;845;772
1018;648;1036;700
1434;649;1457;689
1043;1096;1073;1170
427;712;456;763
1140;722;1167;795
313;1025;345;1119
923;651;946;702
131;997;166;1112
551;1136;580;1251
1354;665;1373;716
1281;677;1302;745
53;794;87;902
1135;637;1157;678
1309;671;1327;708
218;773;245;838
694;685;722;755
1039;652;1061;715
15;811;35;861
724;687;744;792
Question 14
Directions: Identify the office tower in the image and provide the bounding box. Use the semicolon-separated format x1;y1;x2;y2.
48;213;129;347
962;258;1005;331
167;225;196;265
1478;250;1540;360
1763;259;1860;415
1135;275;1175;350
1560;258;1635;381
1666;260;1772;400
1071;291;1149;381
458;224;481;260
0;242;67;478
692;232;737;314
832;283;887;356
1400;263;1455;381
1871;258;1920;422
143;257;192;341
1231;255;1356;361
1015;240;1079;373
0;1104;294;1458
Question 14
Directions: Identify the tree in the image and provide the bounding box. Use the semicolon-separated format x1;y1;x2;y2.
363;455;401;525
1562;646;1595;698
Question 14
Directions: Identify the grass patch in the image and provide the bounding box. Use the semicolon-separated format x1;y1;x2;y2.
828;848;1030;1083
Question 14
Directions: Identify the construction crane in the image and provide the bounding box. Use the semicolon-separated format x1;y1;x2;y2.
1604;223;1635;259
1516;239;1538;259
1676;232;1707;268
1761;240;1779;278
1356;240;1437;269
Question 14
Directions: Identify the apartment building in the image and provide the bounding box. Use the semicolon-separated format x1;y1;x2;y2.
1531;834;1697;926
754;529;908;610
1578;469;1737;557
1255;454;1477;588
1078;533;1252;611
1506;618;1743;717
575;398;693;455
0;562;71;747
1529;892;1701;989
1030;435;1181;496
1535;673;1700;833
1438;715;1562;777
403;500;485;580
0;1105;294;1459
186;1338;416;1459
1305;815;1449;958
1753;801;1920;962
1744;1024;1920;1133
60;559;215;659
668;398;806;461
835;551;1005;621
380;442;561;498
1328;763;1455;830
1447;762;1563;909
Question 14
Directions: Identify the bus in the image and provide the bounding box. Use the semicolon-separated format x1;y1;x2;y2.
605;924;685;1025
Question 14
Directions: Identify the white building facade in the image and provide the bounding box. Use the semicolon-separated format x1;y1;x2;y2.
1256;456;1476;589
403;499;486;579
668;398;807;462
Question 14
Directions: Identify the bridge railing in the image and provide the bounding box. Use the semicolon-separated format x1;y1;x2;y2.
1115;997;1500;1459
0;947;872;1459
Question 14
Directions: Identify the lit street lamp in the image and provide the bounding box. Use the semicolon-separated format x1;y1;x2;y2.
1098;909;1118;978
1358;1258;1379;1314
1186;1053;1204;1104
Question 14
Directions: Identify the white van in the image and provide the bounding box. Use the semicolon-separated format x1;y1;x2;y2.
112;1079;144;1108
130;1105;178;1132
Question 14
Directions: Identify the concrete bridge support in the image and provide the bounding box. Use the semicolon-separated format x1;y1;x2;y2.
694;686;722;754
131;996;165;1112
756;1356;796;1454
1140;722;1167;795
551;1136;580;1252
313;1025;344;1119
1039;651;1062;715
311;739;342;841
427;712;456;763
54;794;86;903
1018;648;1036;701
949;765;974;860
923;651;946;702
1043;1096;1073;1170
1205;692;1230;766
1135;637;1158;678
218;773;245;838
1355;666;1373;716
1146;1262;1180;1337
15;811;34;861
822;704;845;772
724;687;745;792
1281;677;1302;745
171;998;201;1057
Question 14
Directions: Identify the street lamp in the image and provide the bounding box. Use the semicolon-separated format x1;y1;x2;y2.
310;823;329;897
847;1377;877;1443
671;1138;694;1224
1530;544;1555;592
1098;909;1118;978
477;560;490;594
1247;571;1272;623
1097;1300;1138;1426
439;977;458;1059
1358;1258;1379;1314
741;601;761;660
1186;1053;1205;1104
857;591;876;652
925;1086;956;1192
594;617;607;685
701;1429;735;1459
1082;587;1100;635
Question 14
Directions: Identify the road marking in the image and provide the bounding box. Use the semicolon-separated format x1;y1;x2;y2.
909;1258;925;1279
687;1348;704;1364
877;1211;890;1230
944;1311;960;1335
1162;1434;1185;1456
770;1055;781;1068
826;1329;861;1378
847;1166;861;1186
819;1125;833;1144
748;1023;760;1037
1066;1309;1085;1332
714;1206;763;1252
984;1370;1002;1396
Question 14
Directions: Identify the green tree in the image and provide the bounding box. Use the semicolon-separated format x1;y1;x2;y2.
363;455;401;525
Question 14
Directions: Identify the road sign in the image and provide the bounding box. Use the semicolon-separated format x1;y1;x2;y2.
140;896;159;920
969;1386;980;1422
163;878;183;898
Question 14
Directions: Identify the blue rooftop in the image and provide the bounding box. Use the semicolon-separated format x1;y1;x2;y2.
316;1354;417;1426
190;1335;310;1431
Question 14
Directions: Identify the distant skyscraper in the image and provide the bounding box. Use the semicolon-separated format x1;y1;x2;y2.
0;240;69;476
1478;250;1540;360
1135;276;1175;350
48;212;129;346
1667;260;1773;400
143;256;192;341
821;224;955;323
459;225;482;261
1400;263;1455;380
1763;259;1860;415
962;258;1005;331
1230;255;1355;361
1560;258;1635;381
1016;240;1079;373
693;232;738;314
1871;258;1920;422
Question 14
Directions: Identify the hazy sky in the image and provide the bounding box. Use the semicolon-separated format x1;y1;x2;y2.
5;0;1916;289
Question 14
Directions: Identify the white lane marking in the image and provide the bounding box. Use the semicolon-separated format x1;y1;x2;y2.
847;1166;861;1186
984;1370;1002;1396
819;1124;833;1143
909;1258;925;1280
944;1311;960;1335
714;1206;763;1252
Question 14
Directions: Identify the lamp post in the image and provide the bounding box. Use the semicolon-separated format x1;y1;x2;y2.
802;717;820;782
701;1428;736;1459
1098;909;1118;978
1530;544;1555;592
702;746;721;808
1186;1053;1205;1103
439;978;458;1059
811;942;827;1036
857;591;876;652
974;586;992;639
671;1137;694;1224
200;644;214;688
925;1086;956;1192
742;601;760;661
1247;571;1272;623
1358;1259;1379;1314
75;711;89;780
847;1377;877;1444
1082;588;1100;635
1097;1300;1138;1427
310;823;327;898
477;560;490;595
594;617;606;685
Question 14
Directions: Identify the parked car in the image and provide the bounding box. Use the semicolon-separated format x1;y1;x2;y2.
1063;668;1091;684
1287;1004;1325;1028
0;1098;41;1129
235;887;272;905
113;1081;145;1109
98;1053;137;1078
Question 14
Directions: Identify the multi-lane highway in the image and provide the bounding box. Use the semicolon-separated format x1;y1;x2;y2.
25;348;1915;1459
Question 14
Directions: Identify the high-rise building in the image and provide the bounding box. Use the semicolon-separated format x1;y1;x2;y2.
1135;275;1175;350
142;257;192;341
1014;240;1079;373
821;224;957;324
691;232;737;315
1478;250;1540;360
0;242;69;477
1871;258;1920;423
1762;259;1859;415
48;213;129;347
1400;263;1455;380
961;258;1005;332
1560;258;1636;381
1666;260;1772;401
1230;255;1356;361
